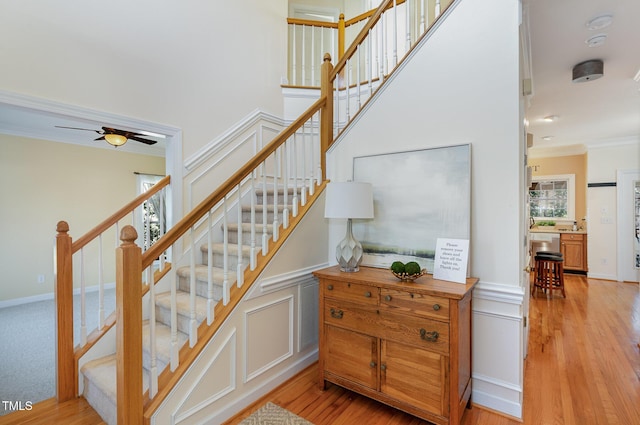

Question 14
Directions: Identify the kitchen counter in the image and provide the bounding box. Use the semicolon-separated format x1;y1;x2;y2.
529;227;587;234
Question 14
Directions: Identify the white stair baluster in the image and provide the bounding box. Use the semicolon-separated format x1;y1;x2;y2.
170;241;178;370
301;124;307;207
308;118;316;195
393;0;398;66
250;171;257;271
189;228;197;347
292;134;299;217
98;234;105;329
80;247;87;346
147;267;158;398
421;0;426;34
223;196;230;305
236;184;244;288
262;162;268;255
291;24;297;85
207;212;214;325
311;25;316;86
272;152;280;242
283;142;290;229
436;0;441;17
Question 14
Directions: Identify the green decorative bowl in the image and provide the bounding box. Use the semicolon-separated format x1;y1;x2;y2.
391;269;427;282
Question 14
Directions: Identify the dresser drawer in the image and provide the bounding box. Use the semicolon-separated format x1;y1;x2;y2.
322;279;378;306
380;288;450;321
324;301;380;335
377;309;450;355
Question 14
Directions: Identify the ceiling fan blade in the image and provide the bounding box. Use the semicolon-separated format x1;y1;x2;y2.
128;135;157;145
94;136;106;141
56;125;102;134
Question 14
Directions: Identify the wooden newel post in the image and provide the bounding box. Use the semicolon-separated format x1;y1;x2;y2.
320;53;334;181
116;225;143;425
55;221;76;401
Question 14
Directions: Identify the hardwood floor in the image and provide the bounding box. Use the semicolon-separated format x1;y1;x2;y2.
2;275;638;424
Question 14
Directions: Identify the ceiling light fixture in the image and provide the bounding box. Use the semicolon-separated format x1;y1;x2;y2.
542;136;553;141
104;134;128;147
633;69;640;83
572;59;604;83
585;34;607;48
543;115;558;122
586;15;613;31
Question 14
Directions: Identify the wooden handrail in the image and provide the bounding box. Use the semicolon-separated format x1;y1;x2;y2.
141;97;326;270
286;17;338;29
72;175;170;253
331;0;395;82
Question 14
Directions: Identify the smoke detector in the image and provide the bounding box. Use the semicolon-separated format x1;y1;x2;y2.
572;59;604;83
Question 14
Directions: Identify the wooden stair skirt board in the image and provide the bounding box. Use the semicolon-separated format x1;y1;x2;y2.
80;186;301;425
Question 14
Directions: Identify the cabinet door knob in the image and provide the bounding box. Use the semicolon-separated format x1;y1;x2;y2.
330;308;343;319
365;291;371;298
369;361;376;368
327;284;333;290
420;328;439;342
380;364;387;371
385;295;392;302
433;304;441;311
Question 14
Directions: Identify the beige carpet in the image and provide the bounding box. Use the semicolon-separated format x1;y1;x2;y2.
240;402;313;425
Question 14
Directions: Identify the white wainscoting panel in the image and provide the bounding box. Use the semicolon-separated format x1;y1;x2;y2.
471;280;525;419
244;295;294;382
298;278;319;352
172;329;237;425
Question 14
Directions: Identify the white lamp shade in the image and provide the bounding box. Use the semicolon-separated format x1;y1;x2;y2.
324;181;374;219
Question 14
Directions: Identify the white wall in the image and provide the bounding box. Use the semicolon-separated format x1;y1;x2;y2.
326;0;525;417
587;142;640;280
0;0;289;206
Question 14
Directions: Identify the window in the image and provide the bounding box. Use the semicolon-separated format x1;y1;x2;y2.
529;174;575;220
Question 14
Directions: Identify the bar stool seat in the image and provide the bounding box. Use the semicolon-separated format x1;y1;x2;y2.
531;254;566;298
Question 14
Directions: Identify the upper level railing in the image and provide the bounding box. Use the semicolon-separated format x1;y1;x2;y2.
287;0;448;87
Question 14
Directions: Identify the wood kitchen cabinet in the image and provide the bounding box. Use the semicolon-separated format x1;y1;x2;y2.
560;233;587;272
314;266;478;425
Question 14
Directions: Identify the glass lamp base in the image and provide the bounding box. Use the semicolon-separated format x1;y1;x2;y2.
336;219;363;272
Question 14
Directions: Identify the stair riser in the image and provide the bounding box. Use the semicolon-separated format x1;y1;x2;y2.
241;208;288;224
155;303;197;334
201;251;250;269
83;377;117;425
255;188;307;205
227;229;271;246
177;275;225;299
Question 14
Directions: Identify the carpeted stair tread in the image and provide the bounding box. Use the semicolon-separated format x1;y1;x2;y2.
176;264;227;282
155;290;208;322
199;243;252;256
142;320;188;372
226;222;274;233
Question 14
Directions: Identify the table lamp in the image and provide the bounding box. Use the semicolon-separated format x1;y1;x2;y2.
324;181;374;272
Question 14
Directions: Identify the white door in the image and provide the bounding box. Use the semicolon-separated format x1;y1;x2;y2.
617;170;640;283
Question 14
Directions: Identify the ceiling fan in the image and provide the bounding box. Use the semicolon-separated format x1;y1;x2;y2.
55;125;158;147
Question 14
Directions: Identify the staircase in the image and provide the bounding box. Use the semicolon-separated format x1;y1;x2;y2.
80;187;297;425
47;1;459;423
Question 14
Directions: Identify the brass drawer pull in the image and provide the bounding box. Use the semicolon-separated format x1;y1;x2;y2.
433;304;441;311
365;291;371;298
330;308;344;319
327;284;333;290
420;328;439;342
385;295;392;302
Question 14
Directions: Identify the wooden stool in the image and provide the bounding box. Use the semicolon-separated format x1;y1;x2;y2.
531;254;566;298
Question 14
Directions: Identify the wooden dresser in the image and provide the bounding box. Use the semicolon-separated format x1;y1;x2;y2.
313;266;477;425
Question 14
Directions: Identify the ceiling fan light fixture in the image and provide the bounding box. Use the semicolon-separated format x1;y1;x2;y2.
572;59;604;83
543;115;558;122
104;133;128;147
586;15;613;31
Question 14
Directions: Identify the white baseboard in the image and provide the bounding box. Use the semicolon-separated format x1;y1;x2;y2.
472;374;523;419
0;282;115;310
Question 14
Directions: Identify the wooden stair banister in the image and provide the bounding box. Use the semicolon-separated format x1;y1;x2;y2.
54;175;171;402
